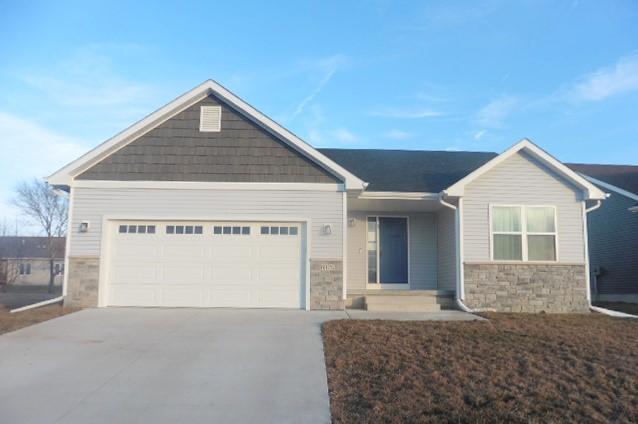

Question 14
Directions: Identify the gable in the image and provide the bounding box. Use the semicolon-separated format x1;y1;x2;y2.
465;151;583;200
77;95;340;183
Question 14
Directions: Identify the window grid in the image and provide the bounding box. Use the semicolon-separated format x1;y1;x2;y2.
490;205;558;262
120;224;156;234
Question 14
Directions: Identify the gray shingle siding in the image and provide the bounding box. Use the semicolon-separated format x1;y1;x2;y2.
77;95;340;183
588;190;638;294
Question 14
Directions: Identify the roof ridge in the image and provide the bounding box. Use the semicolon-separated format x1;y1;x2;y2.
317;147;498;155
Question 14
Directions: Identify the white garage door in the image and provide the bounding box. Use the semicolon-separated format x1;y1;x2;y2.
106;221;304;308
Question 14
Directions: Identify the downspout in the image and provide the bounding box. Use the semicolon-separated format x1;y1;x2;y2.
584;200;638;318
439;194;474;313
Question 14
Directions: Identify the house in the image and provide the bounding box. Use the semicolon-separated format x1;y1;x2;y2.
0;237;65;287
566;163;638;304
46;80;607;313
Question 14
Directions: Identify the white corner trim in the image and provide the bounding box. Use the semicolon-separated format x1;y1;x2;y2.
46;79;366;190
444;138;607;200
72;180;345;192
358;191;440;200
581;175;638;202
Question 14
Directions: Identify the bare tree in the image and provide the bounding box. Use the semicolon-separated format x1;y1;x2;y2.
13;179;68;293
0;219;20;291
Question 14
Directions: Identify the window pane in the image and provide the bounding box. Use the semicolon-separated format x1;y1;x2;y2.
528;235;556;261
270;226;279;235
493;234;522;260
260;226;269;235
147;225;156;234
185;226;194;234
138;225;147;234
527;207;555;233
119;225;127;233
367;217;378;283
128;225;137;233
214;226;222;235
280;227;289;235
166;225;175;234
289;227;298;235
223;226;231;234
176;226;184;234
232;226;241;235
242;226;250;235
194;226;203;234
492;206;521;232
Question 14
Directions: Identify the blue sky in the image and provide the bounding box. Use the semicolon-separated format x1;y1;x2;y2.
1;0;637;231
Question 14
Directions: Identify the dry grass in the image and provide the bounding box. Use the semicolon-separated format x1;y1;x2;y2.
0;304;79;335
323;314;638;423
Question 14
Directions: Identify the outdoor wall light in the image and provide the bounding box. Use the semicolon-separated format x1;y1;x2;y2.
322;224;332;235
79;221;90;233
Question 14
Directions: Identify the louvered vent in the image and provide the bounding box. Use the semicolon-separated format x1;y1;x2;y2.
199;105;222;132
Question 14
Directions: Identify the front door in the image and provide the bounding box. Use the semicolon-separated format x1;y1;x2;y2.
367;216;409;286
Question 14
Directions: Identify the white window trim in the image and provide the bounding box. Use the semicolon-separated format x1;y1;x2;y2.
489;204;560;263
365;215;410;289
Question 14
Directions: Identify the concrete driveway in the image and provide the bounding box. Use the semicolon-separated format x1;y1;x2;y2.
0;308;345;424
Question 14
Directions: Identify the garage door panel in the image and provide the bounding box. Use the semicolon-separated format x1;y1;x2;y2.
107;221;304;309
108;286;158;307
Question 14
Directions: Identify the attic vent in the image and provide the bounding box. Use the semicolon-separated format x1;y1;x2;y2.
199;105;222;132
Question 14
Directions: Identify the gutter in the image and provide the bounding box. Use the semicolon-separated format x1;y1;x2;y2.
438;193;474;313
583;200;638;319
10;296;64;314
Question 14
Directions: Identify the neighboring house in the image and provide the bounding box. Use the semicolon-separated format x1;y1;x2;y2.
567;164;638;303
0;237;65;287
46;80;607;313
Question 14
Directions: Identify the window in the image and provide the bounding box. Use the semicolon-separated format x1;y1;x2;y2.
261;226;269;234
121;224;156;234
213;226;222;235
194;226;203;234
289;227;298;235
223;226;232;235
491;205;557;261
19;263;31;275
185;226;194;234
241;226;250;235
166;225;175;234
232;226;241;235
176;226;184;234
270;226;279;235
280;227;289;235
54;263;64;275
367;217;378;283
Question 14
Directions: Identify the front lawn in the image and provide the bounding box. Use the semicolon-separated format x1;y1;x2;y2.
323;314;638;423
0;305;78;335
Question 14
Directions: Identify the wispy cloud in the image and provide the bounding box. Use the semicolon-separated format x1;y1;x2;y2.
564;53;638;102
475;95;519;128
370;107;443;119
330;128;359;143
290;54;348;120
0;112;87;225
383;129;413;140
473;129;486;140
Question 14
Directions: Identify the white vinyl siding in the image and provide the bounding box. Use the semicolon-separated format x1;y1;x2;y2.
346;212;437;291
463;151;585;263
69;188;343;259
436;207;457;291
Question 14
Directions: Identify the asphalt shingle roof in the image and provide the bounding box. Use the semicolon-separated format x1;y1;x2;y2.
567;163;638;195
0;237;65;259
319;148;498;192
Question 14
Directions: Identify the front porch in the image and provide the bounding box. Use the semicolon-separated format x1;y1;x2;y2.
345;192;459;311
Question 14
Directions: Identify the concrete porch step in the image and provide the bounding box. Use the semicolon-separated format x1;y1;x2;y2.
364;294;454;312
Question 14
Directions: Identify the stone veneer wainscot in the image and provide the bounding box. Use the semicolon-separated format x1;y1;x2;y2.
309;259;344;310
464;263;589;313
66;257;100;307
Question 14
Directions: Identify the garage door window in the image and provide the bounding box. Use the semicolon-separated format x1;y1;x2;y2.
166;225;202;235
120;225;156;234
261;226;298;235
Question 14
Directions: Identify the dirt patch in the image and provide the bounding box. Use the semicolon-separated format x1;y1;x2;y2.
594;301;638;315
0;304;79;335
323;314;638;423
